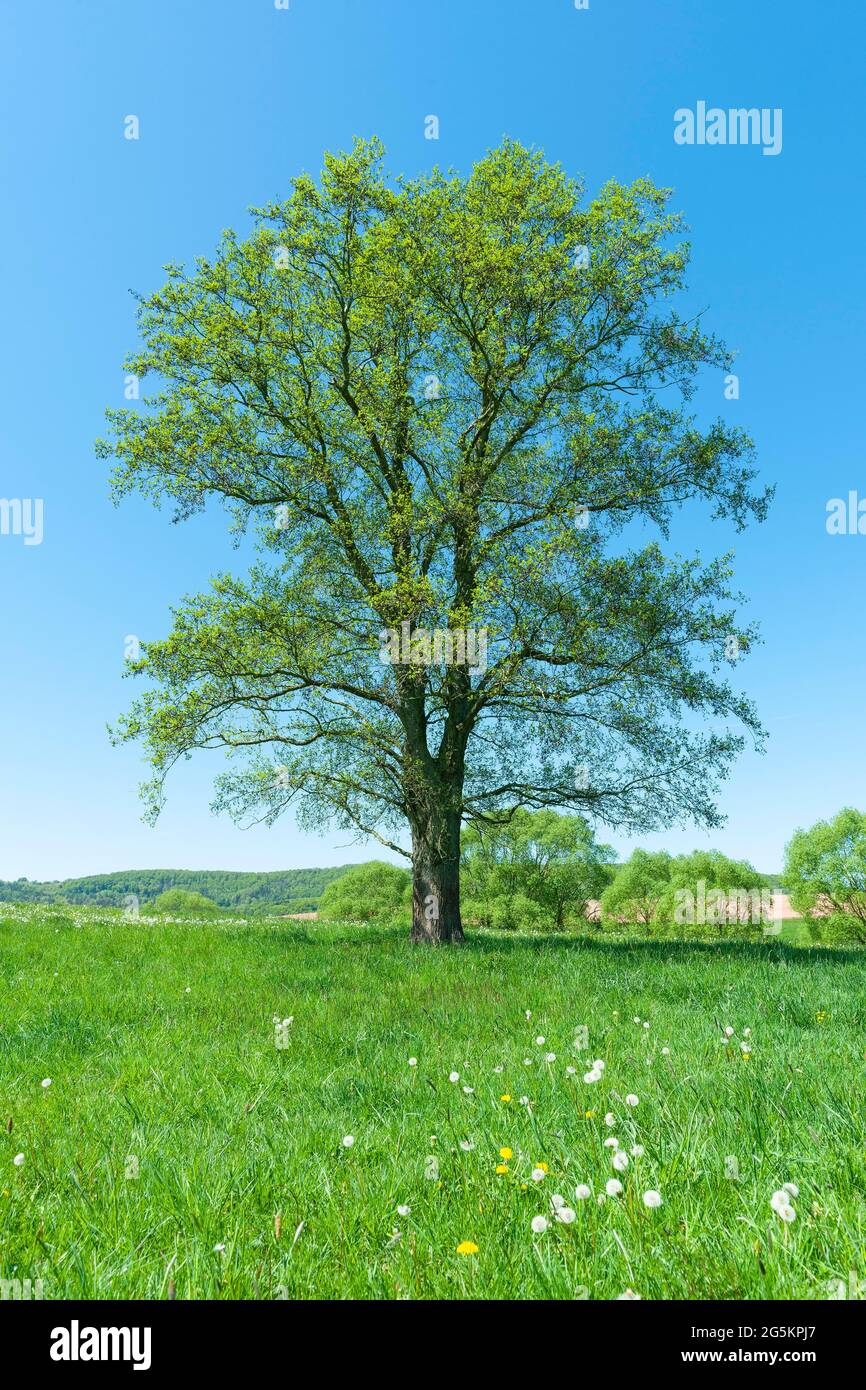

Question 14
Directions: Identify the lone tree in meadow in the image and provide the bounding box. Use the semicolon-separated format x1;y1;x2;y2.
99;138;770;943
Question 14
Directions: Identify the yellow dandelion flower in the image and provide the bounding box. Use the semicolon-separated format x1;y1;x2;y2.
500;1094;512;1103
496;1163;509;1174
585;1110;594;1118
499;1147;513;1160
534;1161;549;1173
456;1240;479;1256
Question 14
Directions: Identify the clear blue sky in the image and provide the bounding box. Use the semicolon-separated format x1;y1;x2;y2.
1;0;864;881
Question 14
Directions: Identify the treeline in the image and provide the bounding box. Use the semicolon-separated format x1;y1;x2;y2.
0;866;351;912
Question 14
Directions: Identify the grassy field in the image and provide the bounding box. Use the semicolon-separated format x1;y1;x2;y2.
1;904;865;1300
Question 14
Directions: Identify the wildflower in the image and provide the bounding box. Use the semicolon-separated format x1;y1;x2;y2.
612;1151;629;1172
499;1147;513;1160
41;1078;52;1088
496;1164;509;1175
456;1240;478;1255
525;1011;531;1020
583;1069;601;1084
783;1182;799;1198
493;1065;504;1074
740;1040;752;1054
743;1028;751;1038
642;1022;650;1030
625;1094;639;1108
408;1058;417;1067
12;1153;24;1167
449;1071;459;1083
631;1144;645;1158
770;1190;796;1222
397;1204;411;1217
574;1184;592;1201
556;1206;576;1224
462;1086;474;1094
724;1026;734;1037
531;1167;547;1182
661;1046;670;1056
500;1095;512;1103
593;1060;606;1071
603;1137;619;1149
551;1193;566;1210
342;1135;355;1148
633;1017;640;1024
605;1112;615;1126
535;1036;545;1046
605;1179;623;1197
617;1288;642;1300
566;1065;576;1075
531;1215;548;1234
213;1243;226;1253
545;1052;556;1063
523;1058;532;1066
459;1140;475;1152
643;1190;662;1208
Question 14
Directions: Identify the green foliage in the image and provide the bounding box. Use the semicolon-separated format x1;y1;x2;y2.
0;867;350;912
316;860;411;922
97;137;771;918
461;809;615;930
784;808;866;943
153;889;221;915
601;850;673;929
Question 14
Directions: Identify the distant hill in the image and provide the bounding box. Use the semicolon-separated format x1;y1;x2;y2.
0;866;353;913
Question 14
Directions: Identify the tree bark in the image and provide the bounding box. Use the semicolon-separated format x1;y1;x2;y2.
409;805;464;943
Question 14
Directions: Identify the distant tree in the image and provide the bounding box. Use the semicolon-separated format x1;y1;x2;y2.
153;888;220;914
600;850;672;927
99;137;769;943
784;808;866;943
461;809;615;929
317;860;411;921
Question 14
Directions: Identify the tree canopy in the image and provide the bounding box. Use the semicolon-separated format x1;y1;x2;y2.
98;137;770;941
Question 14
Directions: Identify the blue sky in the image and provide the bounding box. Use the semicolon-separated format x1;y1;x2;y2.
1;0;863;881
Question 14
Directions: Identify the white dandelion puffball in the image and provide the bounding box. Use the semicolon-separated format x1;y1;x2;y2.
531;1166;547;1182
341;1135;355;1148
724;1026;734;1037
633;1017;641;1025
612;1150;629;1172
643;1189;663;1208
408;1058;417;1067
603;1136;619;1149
743;1027;751;1038
531;1215;548;1234
397;1204;411;1217
605;1178;623;1197
525;1010;532;1020
566;1065;576;1075
449;1071;459;1083
545;1052;556;1063
13;1153;24;1167
583;1069;601;1084
550;1193;566;1210
783;1182;799;1198
770;1190;796;1222
535;1036;545;1046
593;1060;606;1071
617;1288;642;1300
574;1184;592;1201
661;1046;670;1056
556;1206;576;1224
462;1086;474;1094
631;1144;645;1158
524;1058;532;1066
605;1112;615;1127
625;1094;639;1107
41;1078;52;1088
459;1140;474;1152
493;1065;503;1074
642;1021;650;1029
213;1243;226;1253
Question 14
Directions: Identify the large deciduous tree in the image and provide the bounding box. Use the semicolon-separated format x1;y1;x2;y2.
99;138;770;943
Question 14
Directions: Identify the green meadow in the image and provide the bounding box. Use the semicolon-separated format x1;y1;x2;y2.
1;904;864;1300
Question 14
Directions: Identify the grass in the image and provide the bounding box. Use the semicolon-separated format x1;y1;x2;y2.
1;903;865;1300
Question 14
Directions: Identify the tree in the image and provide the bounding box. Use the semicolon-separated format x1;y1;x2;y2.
153;888;220;914
461;809;615;929
600;850;672;927
317;860;411;921
99;138;769;943
784;808;866;942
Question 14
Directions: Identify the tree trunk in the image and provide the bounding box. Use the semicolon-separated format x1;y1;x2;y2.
409;805;464;943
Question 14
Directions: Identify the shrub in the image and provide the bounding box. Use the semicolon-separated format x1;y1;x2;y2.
316;861;411;922
152;888;220;915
